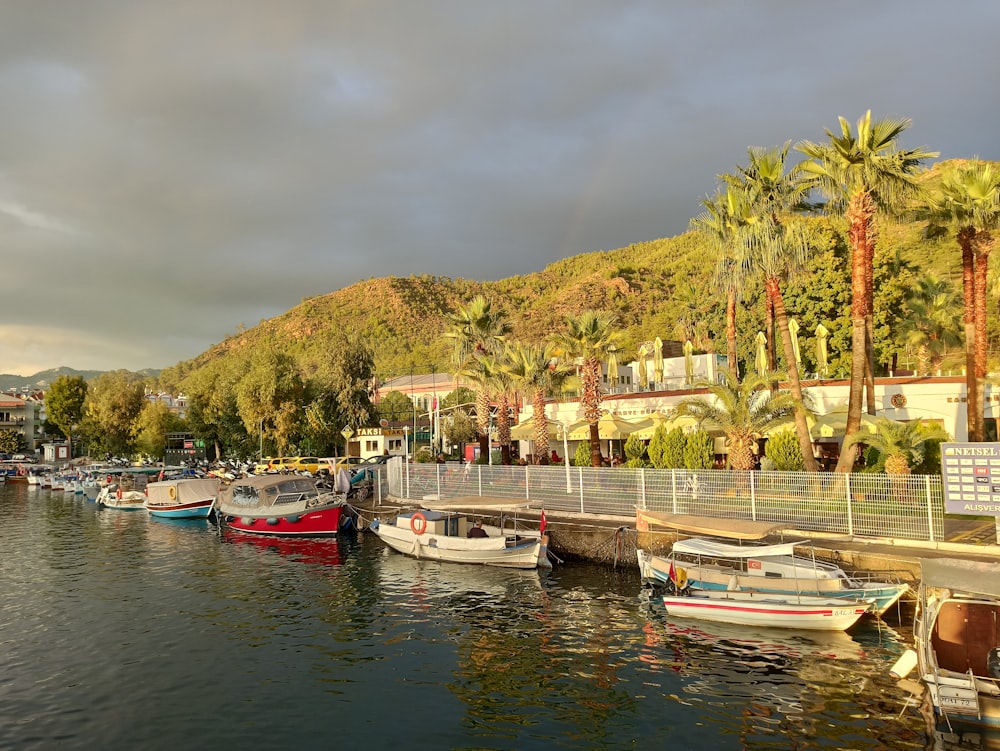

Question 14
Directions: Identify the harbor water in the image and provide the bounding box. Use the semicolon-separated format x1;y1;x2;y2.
0;482;940;749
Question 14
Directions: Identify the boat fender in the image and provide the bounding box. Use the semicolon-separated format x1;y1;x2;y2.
370;519;380;532
890;649;919;679
988;648;1000;680
285;515;300;523
410;512;428;535
168;486;177;501
266;517;279;526
672;566;688;591
241;517;255;526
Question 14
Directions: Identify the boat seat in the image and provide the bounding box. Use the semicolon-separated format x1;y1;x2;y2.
988;648;1000;680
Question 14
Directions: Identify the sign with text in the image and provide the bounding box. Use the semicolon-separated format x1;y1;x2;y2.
940;442;1000;516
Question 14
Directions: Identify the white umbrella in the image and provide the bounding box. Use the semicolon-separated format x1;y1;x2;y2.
653;337;664;384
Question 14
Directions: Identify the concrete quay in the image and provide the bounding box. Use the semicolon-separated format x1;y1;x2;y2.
360;495;999;584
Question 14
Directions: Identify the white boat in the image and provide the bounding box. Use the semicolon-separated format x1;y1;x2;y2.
370;500;550;569
905;557;1000;729
638;537;910;616
96;471;150;510
660;587;872;631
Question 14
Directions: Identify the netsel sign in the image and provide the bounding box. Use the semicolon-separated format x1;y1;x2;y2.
941;443;1000;516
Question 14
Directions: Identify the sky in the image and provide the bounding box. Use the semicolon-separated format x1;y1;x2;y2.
2;1;999;377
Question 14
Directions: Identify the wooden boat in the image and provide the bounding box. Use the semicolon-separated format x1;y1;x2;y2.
370;499;549;569
638;538;909;616
634;509;909;616
145;477;219;519
216;474;345;537
905;557;1000;729
660;587;871;631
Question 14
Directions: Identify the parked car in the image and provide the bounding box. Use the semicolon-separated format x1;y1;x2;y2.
254;457;293;474
286;456;321;473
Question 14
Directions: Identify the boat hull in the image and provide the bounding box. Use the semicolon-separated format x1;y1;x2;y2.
660;590;870;631
219;504;344;537
147;500;216;519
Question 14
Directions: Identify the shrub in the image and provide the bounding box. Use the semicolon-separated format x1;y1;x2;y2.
623;433;649;468
764;430;804;471
684;430;714;470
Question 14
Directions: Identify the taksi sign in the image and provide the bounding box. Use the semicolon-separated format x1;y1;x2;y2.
940;442;1000;516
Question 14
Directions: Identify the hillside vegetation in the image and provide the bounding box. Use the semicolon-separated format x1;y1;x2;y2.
154;159;978;392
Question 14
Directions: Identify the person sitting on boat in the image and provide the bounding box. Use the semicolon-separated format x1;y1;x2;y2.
467;520;488;538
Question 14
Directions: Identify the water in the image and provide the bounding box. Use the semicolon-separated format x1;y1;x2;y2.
0;483;939;750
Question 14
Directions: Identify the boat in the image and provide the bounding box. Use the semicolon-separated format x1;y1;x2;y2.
634;510;909;616
904;557;1000;729
216;474;346;537
659;585;871;631
145;477;219;519
369;499;550;569
637;539;909;616
96;470;151;510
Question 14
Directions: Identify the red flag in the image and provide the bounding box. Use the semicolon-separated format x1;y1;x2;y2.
668;559;676;584
539;509;547;534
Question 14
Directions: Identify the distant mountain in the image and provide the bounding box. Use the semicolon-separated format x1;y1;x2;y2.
0;367;160;393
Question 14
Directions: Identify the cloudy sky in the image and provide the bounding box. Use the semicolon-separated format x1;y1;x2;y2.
2;1;998;376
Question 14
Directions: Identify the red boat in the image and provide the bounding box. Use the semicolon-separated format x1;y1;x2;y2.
216;474;346;537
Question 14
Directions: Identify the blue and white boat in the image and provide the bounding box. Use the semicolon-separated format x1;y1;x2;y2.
145;477;219;519
638;537;909;616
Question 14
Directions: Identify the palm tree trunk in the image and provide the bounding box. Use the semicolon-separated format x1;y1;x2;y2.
974;233;993;443
497;394;512;465
726;288;739;379
476;390;491;461
767;278;818;472
864;317;876;415
532;390;551;464
960;230;980;441
835;190;875;473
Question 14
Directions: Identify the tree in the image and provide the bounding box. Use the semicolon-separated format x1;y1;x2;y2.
798;111;937;470
676;368;802;471
553;311;623;467
901;274;961;376
135;402;187;460
920;162;1000;441
378;389;416;426
623;433;648;468
683;430;715;470
843;418;950;474
0;430;25;454
444;296;511;461
304;335;377;456
46;375;88;453
722;144;818;471
235;348;305;456
764;430;805;471
504;341;574;464
83;370;146;457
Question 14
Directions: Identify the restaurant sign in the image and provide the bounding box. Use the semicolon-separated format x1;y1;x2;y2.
940;442;1000;516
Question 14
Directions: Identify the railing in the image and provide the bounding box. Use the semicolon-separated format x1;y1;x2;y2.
386;461;946;543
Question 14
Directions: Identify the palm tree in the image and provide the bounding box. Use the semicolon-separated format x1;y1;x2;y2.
691;188;755;379
675;367;803;471
444;296;511;460
797;111;937;471
843;418;950;475
920;162;1000;441
722;144;818;471
902;275;961;376
504;341;575;463
552;311;622;467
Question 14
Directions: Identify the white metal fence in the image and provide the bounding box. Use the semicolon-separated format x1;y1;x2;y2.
386;460;946;542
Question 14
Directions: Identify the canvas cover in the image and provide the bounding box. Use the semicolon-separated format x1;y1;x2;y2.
146;478;219;504
672;537;803;560
920;557;1000;599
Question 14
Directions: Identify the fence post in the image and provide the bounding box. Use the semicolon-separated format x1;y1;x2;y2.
671;469;677;514
477;465;483;497
750;470;757;521
640;468;647;510
436;463;442;499
579;467;585;513
925;475;935;543
845;473;853;536
525;465;530;500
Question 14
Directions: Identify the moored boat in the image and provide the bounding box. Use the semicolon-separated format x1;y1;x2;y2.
96;470;150;510
659;586;872;631
370;499;549;569
216;474;346;537
906;557;1000;729
145;477;219;519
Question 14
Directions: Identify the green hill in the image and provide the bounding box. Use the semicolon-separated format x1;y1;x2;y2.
157;159;979;391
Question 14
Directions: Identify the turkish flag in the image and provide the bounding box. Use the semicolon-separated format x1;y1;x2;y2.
539;509;547;534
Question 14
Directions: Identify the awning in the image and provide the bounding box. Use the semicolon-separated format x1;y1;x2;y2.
635;510;786;540
672;537;805;559
920;558;1000;599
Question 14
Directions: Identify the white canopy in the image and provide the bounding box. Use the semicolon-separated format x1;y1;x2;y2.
672;537;805;560
920;557;1000;599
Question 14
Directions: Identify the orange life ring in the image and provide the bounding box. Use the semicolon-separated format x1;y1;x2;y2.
116;487;123;500
410;512;428;535
168;486;177;501
107;475;113;484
